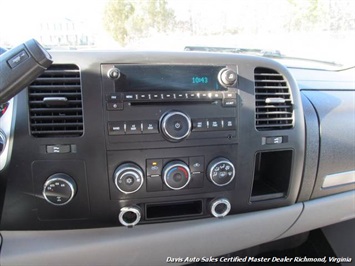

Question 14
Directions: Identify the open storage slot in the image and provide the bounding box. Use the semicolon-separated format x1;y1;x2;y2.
146;200;203;220
251;150;293;201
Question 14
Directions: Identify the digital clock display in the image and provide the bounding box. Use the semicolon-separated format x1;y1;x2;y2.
115;65;225;91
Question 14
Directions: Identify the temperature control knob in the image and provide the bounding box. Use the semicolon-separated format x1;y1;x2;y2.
163;161;191;190
160;111;191;142
207;157;235;186
43;173;77;206
113;163;144;194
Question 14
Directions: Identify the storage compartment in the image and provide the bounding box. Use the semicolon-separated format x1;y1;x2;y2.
145;200;203;220
251;150;293;201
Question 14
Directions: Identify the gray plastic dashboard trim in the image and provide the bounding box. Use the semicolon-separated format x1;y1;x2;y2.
277;190;355;240
0;204;302;266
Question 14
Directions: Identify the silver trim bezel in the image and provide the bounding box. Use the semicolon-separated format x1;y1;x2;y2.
119;206;141;227
42;177;76;206
163;162;191;190
210;198;231;218
161;111;192;141
209;159;235;186
114;166;144;194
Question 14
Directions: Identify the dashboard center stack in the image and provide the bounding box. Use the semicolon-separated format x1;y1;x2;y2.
101;63;239;225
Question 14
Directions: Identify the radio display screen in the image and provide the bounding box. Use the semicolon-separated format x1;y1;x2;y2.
116;65;226;91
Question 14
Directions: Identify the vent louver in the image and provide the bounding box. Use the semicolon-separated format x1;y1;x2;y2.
28;64;83;137
254;67;293;130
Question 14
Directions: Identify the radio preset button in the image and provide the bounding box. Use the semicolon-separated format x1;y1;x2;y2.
151;93;161;100
163;93;174;100
223;92;237;99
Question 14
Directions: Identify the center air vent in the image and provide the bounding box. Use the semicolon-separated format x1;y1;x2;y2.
254;67;293;130
28;64;83;137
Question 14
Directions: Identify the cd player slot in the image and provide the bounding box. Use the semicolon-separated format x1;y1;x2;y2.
145;200;203;220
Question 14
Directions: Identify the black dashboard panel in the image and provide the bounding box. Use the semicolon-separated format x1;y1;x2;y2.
0;52;306;230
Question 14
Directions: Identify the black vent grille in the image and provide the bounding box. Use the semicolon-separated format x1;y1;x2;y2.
255;67;293;130
28;64;83;137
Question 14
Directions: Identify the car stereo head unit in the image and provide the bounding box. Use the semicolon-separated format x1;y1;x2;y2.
101;63;238;149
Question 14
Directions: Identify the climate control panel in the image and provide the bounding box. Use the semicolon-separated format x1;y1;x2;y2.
111;156;236;196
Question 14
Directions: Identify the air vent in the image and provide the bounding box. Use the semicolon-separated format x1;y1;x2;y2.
254;67;293;130
28;64;83;137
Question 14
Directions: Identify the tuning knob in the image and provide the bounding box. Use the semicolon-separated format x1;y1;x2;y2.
113;163;144;194
160;111;192;142
207;157;235;186
162;161;191;190
43;173;77;206
219;68;237;87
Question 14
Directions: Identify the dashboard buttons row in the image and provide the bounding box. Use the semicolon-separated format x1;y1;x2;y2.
192;117;236;132
105;92;236;112
108;121;159;135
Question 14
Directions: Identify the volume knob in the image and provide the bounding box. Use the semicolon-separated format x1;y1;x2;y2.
160;111;191;142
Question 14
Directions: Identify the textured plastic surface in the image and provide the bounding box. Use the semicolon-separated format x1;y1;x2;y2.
0;204;302;266
278;190;355;239
303;90;355;198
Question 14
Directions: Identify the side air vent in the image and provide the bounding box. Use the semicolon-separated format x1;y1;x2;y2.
28;64;83;137
254;67;293;130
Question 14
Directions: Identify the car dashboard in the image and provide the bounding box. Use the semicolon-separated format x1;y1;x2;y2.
0;51;354;265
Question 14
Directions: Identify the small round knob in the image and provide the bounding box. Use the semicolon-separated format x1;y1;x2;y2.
43;173;77;206
160;111;191;142
163;161;191;190
114;163;144;194
0;130;6;155
107;68;121;80
210;198;231;218
119;206;141;227
219;68;237;87
207;157;235;186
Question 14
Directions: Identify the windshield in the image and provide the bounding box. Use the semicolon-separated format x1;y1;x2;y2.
1;0;354;67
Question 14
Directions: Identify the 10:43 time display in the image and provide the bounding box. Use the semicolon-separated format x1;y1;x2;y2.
192;76;209;84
